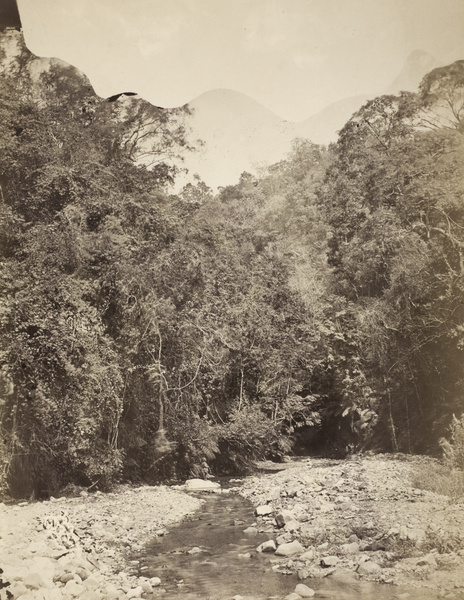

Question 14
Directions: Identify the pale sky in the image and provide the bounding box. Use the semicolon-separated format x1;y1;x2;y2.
17;0;464;122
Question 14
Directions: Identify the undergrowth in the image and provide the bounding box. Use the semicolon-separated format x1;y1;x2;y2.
411;414;464;501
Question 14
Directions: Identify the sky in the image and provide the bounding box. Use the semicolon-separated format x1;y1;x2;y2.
16;0;464;122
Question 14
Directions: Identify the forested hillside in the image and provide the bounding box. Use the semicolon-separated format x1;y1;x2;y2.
1;30;463;498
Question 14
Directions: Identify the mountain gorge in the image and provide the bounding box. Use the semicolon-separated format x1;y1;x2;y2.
1;23;464;500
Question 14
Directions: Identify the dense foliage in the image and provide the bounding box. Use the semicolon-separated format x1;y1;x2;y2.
1;36;463;497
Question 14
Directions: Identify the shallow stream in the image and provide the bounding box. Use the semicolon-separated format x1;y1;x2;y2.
138;481;440;600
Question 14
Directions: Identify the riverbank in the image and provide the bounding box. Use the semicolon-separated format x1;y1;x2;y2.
0;484;202;599
239;454;464;598
1;455;464;599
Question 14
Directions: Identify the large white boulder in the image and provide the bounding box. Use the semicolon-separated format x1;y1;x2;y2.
184;479;221;491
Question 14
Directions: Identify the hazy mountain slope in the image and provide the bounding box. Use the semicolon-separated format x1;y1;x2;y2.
178;89;297;190
181;50;442;190
385;49;440;95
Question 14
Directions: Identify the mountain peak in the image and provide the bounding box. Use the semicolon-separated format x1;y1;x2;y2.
386;50;440;94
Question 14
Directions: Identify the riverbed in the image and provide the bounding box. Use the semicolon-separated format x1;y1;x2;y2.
1;455;463;599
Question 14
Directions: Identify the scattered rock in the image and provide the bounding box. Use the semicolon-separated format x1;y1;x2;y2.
275;509;296;527
243;526;258;535
257;539;277;553
295;583;316;597
340;542;360;554
320;556;340;568
285;593;302;600
275;540;304;556
284;520;301;533
357;561;382;576
256;504;274;516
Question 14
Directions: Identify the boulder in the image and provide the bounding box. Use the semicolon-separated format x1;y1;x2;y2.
126;587;143;599
64;579;86;596
275;540;304;557
23;572;48;590
257;539;277;553
184;479;220;491
285;594;302;600
275;509;296;528
243;526;258;536
149;577;161;587
357;561;381;575
340;542;360;554
300;548;316;561
255;505;273;516
285;520;301;533
295;583;315;597
320;556;340;568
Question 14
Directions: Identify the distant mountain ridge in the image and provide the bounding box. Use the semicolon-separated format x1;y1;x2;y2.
0;28;446;192
180;49;442;190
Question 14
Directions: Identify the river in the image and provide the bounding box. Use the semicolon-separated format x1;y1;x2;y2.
136;478;441;600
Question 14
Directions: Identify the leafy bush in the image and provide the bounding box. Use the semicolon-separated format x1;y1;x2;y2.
214;405;292;473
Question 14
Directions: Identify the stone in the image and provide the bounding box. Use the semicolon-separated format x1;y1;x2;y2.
357;561;381;575
329;570;359;584
275;540;304;557
257;539;277;553
275;509;296;528
187;546;203;554
295;583;316;597
340;542;360;554
243;526;258;535
64;579;86;596
126;587;143;599
286;486;301;498
285;520;301;533
82;576;102;591
57;572;76;584
149;577;161;587
238;553;251;558
79;591;102;600
416;554;437;568
285;594;302;600
300;548;316;561
255;505;273;516
277;533;293;545
320;556;340;568
184;479;220;491
23;572;47;590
